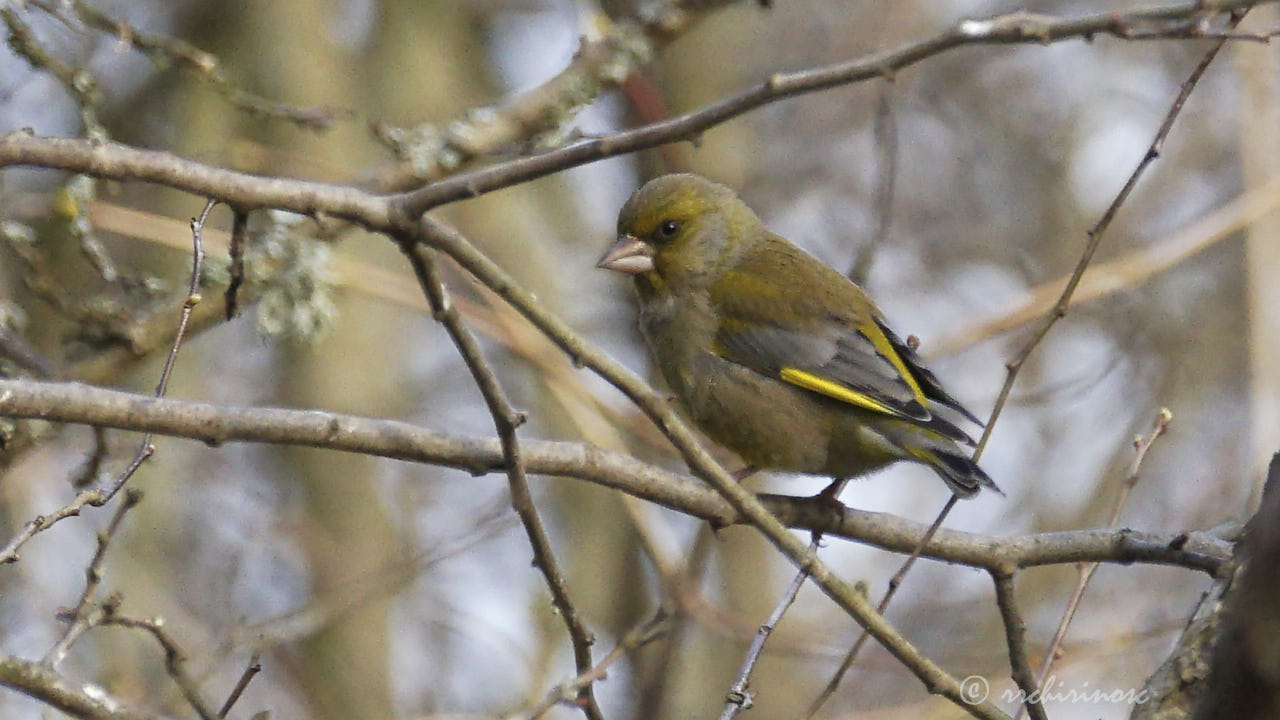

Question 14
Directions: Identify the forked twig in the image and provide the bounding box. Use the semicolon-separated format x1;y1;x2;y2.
522;612;670;720
719;537;823;719
101;612;219;720
721;478;852;718
1013;409;1172;719
0;199;212;564
42;488;142;667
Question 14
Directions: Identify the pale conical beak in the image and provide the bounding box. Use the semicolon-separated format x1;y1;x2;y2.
596;234;655;275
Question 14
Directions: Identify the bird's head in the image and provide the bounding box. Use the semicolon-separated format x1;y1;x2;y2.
598;173;759;296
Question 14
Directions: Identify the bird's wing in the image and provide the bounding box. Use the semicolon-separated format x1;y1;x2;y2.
709;237;980;442
871;315;984;426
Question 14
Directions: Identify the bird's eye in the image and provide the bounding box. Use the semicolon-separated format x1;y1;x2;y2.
657;220;679;239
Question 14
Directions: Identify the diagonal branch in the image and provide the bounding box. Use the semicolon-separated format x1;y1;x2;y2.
396;0;1272;215
42;489;143;667
397;240;603;720
975;11;1244;452
372;0;740;189
806;8;1247;714
409;219;1007;719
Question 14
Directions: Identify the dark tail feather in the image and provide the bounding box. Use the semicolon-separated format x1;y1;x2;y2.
916;447;1002;498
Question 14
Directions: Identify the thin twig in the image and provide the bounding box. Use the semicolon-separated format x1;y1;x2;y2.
802;12;1238;716
722;479;852;719
979;15;1231;716
101;612;219;720
976;13;1240;454
849;81;897;286
398;240;604;720
95;196;209;504
1015;409;1173;720
802;493;958;719
41;488;143;667
522;612;671;720
0;200;211;564
217;652;262;718
991;571;1049;720
720;536;824;720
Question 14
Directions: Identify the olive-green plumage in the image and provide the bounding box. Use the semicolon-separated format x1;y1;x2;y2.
599;173;997;497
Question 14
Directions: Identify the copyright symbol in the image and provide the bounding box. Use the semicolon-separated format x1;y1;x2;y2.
960;675;989;704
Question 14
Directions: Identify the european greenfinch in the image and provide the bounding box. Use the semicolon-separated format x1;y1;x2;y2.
598;174;997;497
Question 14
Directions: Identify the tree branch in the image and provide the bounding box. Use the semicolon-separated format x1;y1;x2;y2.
0;378;1232;576
372;0;739;189
396;0;1273;215
0;655;169;720
1;2;1271;230
398;240;604;720
992;571;1048;720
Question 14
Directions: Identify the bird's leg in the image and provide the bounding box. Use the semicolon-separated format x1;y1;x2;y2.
809;477;850;545
816;477;849;502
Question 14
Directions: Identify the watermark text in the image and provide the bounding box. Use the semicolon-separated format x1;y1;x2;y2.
959;674;1152;706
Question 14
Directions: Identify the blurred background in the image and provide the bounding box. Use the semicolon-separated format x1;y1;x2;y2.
1;1;1277;719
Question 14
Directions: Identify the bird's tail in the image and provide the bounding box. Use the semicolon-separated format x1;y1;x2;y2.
905;445;1000;498
868;420;1001;497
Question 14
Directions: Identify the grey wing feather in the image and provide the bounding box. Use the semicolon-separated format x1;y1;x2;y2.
715;324;930;422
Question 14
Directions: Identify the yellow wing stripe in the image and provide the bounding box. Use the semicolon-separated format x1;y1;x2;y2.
861;322;927;404
779;367;904;417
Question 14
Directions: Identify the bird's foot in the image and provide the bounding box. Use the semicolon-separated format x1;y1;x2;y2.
808;478;850;545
